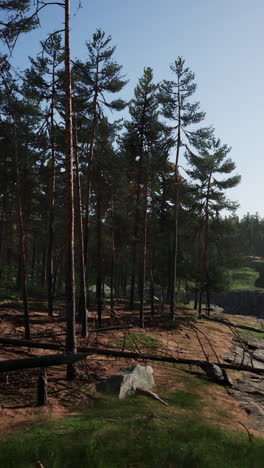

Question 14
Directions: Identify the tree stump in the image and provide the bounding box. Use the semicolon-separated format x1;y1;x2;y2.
37;368;48;406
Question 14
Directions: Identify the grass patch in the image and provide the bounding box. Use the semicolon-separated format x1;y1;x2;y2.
163;315;197;330
239;329;264;339
1;394;264;467
167;388;202;410
113;332;162;351
228;267;264;291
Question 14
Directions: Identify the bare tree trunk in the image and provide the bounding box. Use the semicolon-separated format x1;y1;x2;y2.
123;272;127;298
31;238;36;285
41;247;46;288
13;119;30;340
129;188;140;310
83;60;99;277
161;287;165;314
96;193;102;327
64;0;77;380
37;368;48;406
139;172;148;329
150;268;154;320
47;59;56;317
110;192;115;312
129;99;147;310
73;111;88;337
198;288;203;316
204;173;212;316
194;288;198;310
170;78;181;320
16;251;21;290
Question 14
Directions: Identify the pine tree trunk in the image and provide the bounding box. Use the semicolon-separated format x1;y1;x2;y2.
161;287;165;314
123;272;127;298
198;288;203;316
41;247;46;288
64;0;77;380
13;119;30;341
73;112;88;337
110;192;115;312
96;194;102;327
16;251;21;290
170;78;181;320
129;187;140;310
129;98;147;310
150;270;154;320
47;62;56;317
31;239;36;285
204;173;212;317
83;60;99;277
139;173;148;329
194;288;198;310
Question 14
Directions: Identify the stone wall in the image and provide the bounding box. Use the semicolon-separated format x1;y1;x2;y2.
211;290;264;318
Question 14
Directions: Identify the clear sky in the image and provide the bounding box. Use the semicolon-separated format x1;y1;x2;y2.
6;0;264;218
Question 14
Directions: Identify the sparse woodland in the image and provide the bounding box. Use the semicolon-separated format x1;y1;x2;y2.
2;3;264;467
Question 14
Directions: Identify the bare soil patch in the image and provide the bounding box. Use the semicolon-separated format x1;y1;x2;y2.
0;302;261;438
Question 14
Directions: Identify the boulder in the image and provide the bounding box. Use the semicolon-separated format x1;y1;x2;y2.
201;304;224;314
89;284;111;298
200;362;233;387
96;364;155;399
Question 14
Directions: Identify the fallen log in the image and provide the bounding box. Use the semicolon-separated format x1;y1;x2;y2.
199;314;264;335
1;339;264;376
0;337;63;351
87;347;264;375
0;352;91;373
32;325;134;339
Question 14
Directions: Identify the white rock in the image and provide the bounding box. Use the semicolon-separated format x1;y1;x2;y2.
96;364;155;399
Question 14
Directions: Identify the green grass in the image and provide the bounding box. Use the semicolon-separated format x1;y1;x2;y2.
228;267;264;291
163;315;197;330
1;394;264;468
113;332;162;351
167;388;202;409
239;329;264;339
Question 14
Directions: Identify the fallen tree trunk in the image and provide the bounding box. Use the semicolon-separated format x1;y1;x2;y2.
1;339;264;376
0;337;63;350
199;314;264;334
87;348;264;375
0;352;91;373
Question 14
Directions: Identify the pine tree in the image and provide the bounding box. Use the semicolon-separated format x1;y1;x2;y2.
159;57;212;319
123;67;171;326
23;34;63;317
186;137;241;313
73;29;127;277
0;1;38;51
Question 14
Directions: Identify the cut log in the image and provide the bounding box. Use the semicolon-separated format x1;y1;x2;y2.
37;368;48;406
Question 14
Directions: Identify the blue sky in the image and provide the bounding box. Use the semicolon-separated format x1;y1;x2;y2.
7;0;264;217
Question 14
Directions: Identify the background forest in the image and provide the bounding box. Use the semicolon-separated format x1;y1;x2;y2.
2;23;264;330
2;3;264;467
1;1;264;343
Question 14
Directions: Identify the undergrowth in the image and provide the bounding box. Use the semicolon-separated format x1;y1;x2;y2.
113;332;162;351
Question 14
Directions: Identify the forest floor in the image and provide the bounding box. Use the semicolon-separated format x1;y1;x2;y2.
1;298;264;466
